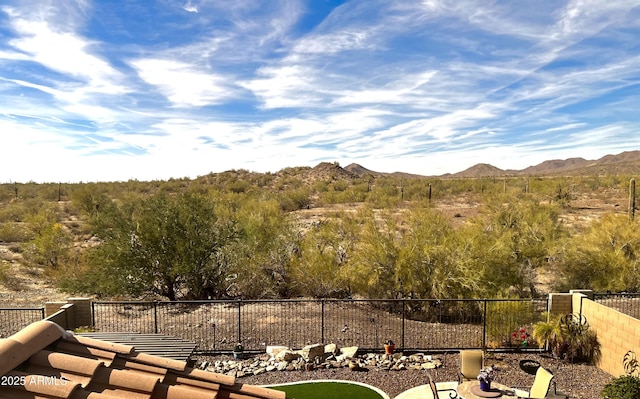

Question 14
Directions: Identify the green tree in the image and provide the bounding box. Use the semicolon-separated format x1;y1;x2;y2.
224;196;298;298
394;208;479;299
343;209;399;297
70;184;115;219
289;214;359;297
23;222;73;268
467;194;564;296
22;205;73;269
88;192;240;300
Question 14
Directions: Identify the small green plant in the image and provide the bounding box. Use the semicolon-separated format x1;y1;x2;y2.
601;375;640;399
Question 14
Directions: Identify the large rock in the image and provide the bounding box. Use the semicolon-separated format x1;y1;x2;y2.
266;345;289;357
324;343;338;355
275;349;301;362
339;346;358;358
300;343;325;361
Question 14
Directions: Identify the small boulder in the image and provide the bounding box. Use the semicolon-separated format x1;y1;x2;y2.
275;349;301;362
339;346;358;358
266;345;289;357
300;344;325;361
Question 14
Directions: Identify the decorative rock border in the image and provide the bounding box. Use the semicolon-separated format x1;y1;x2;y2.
201;343;443;377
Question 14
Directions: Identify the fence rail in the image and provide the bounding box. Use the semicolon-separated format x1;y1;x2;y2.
0;307;45;338
92;298;548;354
594;293;640;319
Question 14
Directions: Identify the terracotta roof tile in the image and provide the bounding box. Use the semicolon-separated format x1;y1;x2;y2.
63;336;134;356
0;321;286;399
53;341;117;367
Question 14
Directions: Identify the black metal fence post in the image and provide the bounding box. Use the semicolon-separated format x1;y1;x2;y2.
482;299;487;349
321;299;325;344
401;299;406;350
237;300;242;344
153;301;158;333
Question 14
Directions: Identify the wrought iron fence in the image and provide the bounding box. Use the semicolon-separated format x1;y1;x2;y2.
0;307;45;338
594;292;640;319
92;298;548;354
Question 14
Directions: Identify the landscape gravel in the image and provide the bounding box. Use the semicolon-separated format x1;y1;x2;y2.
198;352;613;399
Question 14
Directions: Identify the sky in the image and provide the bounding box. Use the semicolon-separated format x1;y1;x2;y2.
1;0;640;183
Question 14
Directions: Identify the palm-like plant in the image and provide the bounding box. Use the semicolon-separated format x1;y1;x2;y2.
532;313;601;364
532;314;563;353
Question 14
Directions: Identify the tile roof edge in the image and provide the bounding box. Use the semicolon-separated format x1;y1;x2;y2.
224;383;287;399
0;320;65;377
63;335;135;355
123;351;188;372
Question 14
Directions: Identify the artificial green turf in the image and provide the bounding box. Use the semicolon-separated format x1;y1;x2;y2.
268;381;386;399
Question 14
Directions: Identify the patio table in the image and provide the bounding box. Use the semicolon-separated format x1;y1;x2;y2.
458;381;516;398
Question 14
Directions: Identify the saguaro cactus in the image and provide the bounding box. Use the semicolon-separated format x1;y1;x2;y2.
630;178;636;221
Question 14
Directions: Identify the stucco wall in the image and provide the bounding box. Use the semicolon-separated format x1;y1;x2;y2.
579;295;640;377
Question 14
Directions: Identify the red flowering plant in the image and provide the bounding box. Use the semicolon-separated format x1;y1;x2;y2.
511;326;532;347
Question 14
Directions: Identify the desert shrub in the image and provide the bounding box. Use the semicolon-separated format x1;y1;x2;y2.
226;180;251;194
69;184;114;219
278;188;311;211
467;193;565;297
21;222;73;269
225;197;298;298
366;182;401;208
0;222;29;242
51;248;101;295
0;261;23;289
0;200;30;223
288;215;358;297
601;375;640;399
554;214;640;292
343;207;482;299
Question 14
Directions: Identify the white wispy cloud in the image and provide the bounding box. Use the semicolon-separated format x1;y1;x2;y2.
129;58;231;107
0;0;638;182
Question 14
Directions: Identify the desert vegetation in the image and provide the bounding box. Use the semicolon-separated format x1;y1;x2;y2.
1;163;639;301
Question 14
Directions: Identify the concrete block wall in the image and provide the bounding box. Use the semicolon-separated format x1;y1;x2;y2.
66;297;92;327
44;297;92;330
545;289;640;377
45;302;67;318
580;295;640;377
548;293;573;317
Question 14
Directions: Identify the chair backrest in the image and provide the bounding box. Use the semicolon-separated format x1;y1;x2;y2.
459;350;483;380
529;366;554;398
429;378;439;397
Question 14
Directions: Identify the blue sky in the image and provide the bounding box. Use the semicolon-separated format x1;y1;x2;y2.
1;0;639;182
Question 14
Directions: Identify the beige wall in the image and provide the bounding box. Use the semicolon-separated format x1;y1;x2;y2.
44;298;92;330
548;293;573;317
580;295;640;377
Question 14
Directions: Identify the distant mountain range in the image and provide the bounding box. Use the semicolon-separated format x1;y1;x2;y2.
339;150;640;178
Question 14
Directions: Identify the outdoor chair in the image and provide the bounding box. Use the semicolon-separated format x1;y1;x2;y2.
427;372;459;399
458;349;483;383
512;366;565;398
